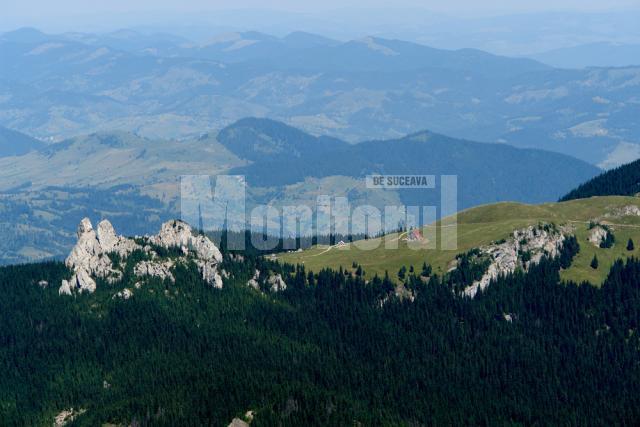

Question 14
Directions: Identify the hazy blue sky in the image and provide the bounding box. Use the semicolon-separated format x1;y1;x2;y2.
5;0;640;19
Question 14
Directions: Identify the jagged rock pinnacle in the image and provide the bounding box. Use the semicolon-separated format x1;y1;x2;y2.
60;218;224;295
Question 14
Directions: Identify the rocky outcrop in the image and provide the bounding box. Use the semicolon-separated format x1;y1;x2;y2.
60;218;224;295
247;269;260;290
195;259;223;289
227;412;255;427
134;260;175;283
54;408;86;427
392;283;415;302
59;280;72;296
247;269;287;292
147;219;223;288
149;219;192;248
246;271;287;293
62;218;141;294
606;205;640;218
464;224;567;298
228;419;250;427
588;225;608;247
150;220;222;262
267;274;287;292
113;288;133;300
60;269;98;295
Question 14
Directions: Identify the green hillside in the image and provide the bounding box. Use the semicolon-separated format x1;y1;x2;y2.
219;118;600;208
279;196;640;285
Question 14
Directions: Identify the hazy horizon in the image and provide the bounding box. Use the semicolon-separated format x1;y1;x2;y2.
3;5;640;56
3;1;640;41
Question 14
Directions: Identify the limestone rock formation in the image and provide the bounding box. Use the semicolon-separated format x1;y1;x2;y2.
150;220;222;262
228;418;250;427
62;218;141;294
134;260;175;283
267;274;287;292
113;288;133;300
53;408;86;427
59;280;72;296
195;259;223;289
247;269;260;290
150;219;192;249
60;218;224;295
145;220;223;287
607;205;640;218
464;224;567;298
588;225;608;247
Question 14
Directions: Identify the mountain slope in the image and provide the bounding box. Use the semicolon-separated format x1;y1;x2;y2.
219;118;601;208
0;120;601;265
532;42;640;68
255;36;549;77
560;158;640;201
4;208;640;424
0;126;44;157
0;131;244;265
0;131;244;192
279;196;640;285
216;117;347;161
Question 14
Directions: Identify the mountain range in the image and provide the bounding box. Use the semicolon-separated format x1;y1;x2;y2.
1;28;639;166
531;42;640;69
0;118;599;265
4;13;640;426
0;125;44;157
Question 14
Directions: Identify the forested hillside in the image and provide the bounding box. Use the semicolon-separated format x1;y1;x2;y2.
2;239;640;425
219;118;600;207
561;158;640;201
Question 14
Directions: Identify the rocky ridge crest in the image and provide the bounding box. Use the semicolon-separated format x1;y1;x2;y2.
60;218;223;295
464;224;567;298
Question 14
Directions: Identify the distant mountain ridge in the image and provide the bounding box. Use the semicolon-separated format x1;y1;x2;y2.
215;117;346;161
0;118;601;264
531;42;640;69
253;36;549;77
0;126;44;157
219;118;600;208
2;27;640;166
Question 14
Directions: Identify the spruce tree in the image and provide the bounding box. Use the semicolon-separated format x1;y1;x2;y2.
421;262;432;277
627;238;635;251
590;254;599;269
600;231;615;249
